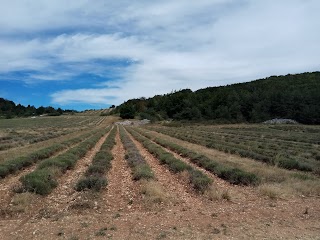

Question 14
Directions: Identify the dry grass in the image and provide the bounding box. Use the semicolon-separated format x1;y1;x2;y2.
285;179;320;197
204;186;221;201
177;170;191;183
69;192;100;211
140;180;169;205
204;186;232;201
258;184;285;199
10;192;36;212
221;190;231;201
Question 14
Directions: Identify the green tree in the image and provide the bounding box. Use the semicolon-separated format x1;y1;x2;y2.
120;105;136;119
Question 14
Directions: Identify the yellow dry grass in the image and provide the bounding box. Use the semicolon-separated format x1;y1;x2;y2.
11;192;36;212
140;180;169;205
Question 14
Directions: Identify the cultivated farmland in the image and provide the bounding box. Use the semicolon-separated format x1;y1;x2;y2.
0;117;319;239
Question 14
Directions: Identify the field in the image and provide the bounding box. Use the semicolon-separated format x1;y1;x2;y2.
0;117;319;239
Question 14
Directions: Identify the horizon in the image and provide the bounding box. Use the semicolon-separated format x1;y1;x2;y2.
0;1;319;111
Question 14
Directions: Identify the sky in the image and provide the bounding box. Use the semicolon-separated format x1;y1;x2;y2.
0;0;319;111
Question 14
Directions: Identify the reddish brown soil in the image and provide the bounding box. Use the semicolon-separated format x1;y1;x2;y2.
0;127;319;239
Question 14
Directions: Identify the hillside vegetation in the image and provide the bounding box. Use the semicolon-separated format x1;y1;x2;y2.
0;98;75;118
113;72;320;124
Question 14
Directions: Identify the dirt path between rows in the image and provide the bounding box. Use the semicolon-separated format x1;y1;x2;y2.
125;128;205;209
102;128;142;212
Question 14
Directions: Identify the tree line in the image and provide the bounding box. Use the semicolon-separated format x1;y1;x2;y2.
113;72;320;124
0;98;75;119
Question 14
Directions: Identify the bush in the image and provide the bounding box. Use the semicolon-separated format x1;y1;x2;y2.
85;165;106;176
133;164;154;180
0;166;9;178
75;176;107;191
38;153;77;171
189;170;212;193
20;168;58;195
168;160;190;173
215;166;260;186
278;157;312;172
278;158;299;170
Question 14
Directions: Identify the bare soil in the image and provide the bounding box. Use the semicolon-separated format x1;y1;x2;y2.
0;128;319;239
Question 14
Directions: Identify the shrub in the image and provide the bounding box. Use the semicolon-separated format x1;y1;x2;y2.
189;170;212;193
278;157;299;170
133;164;154;180
278;157;312;172
168;160;190;173
215;166;259;185
75;176;107;191
38;153;77;171
20;168;58;195
0;166;9;178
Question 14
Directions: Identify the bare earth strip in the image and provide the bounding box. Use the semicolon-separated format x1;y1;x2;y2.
102;128;142;212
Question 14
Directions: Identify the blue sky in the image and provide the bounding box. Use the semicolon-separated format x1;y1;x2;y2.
0;0;319;111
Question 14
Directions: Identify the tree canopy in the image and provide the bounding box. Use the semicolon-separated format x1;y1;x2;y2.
0;98;74;118
113;72;320;124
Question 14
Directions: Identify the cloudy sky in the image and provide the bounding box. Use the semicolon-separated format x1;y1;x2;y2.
0;0;319;110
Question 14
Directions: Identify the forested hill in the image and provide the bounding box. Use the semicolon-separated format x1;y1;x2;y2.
114;72;320;124
0;98;74;118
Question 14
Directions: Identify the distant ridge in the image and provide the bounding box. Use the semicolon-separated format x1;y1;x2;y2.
112;72;320;124
0;98;75;119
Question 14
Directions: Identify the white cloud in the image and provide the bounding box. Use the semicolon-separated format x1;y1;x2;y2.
0;0;319;107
